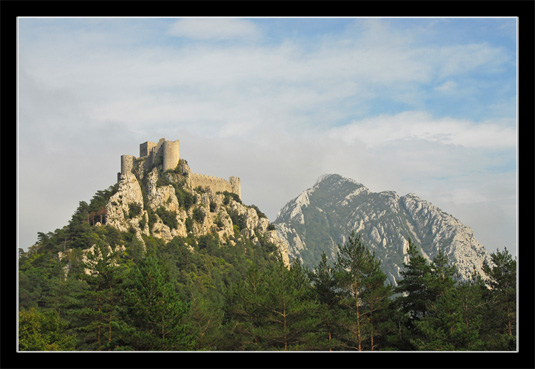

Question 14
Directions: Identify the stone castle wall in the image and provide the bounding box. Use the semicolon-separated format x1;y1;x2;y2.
191;173;241;199
162;140;180;172
140;141;157;158
229;176;241;199
120;138;240;198
121;155;135;175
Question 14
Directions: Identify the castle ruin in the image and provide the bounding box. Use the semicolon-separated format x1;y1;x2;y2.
118;138;241;199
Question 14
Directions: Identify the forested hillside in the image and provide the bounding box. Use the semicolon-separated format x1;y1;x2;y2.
19;191;516;351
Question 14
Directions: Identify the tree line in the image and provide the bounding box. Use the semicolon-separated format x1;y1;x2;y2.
18;190;516;351
19;232;516;351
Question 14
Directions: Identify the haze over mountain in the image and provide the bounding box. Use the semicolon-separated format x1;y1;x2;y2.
274;174;493;285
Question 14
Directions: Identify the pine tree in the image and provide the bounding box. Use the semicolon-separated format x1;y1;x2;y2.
395;239;433;323
19;308;77;351
334;232;393;351
225;257;321;351
399;248;489;351
309;252;347;351
481;248;516;350
410;287;484;351
184;280;225;351
74;242;125;350
223;264;266;350
410;253;485;351
119;253;194;351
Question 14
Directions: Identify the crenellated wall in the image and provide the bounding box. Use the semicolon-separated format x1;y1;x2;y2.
190;173;241;199
119;138;239;199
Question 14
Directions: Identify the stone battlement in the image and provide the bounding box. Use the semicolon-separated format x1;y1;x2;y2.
191;173;225;182
190;173;241;199
119;138;180;177
118;138;240;199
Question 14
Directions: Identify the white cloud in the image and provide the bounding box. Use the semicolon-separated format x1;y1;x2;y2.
17;18;517;255
168;18;262;41
434;43;510;77
328;111;517;149
435;80;457;93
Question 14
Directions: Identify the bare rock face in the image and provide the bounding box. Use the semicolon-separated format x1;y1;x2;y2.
274;174;493;285
106;173;146;236
105;160;289;266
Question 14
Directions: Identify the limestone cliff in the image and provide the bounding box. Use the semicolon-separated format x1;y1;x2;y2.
274;174;493;284
106;159;289;266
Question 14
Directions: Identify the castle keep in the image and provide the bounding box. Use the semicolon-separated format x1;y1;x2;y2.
119;138;241;199
121;138;180;175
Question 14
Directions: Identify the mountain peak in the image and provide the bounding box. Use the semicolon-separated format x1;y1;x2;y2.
315;173;366;188
275;175;492;285
314;173;342;184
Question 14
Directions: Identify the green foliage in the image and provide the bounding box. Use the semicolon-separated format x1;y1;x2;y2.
481;248;517;349
395;239;433;324
249;204;267;219
155;173;196;211
127;203;142;219
119;253;194;350
192;207;205;224
220;191;242;205
194;186;207;194
410;286;485;351
19;181;516;353
229;210;246;231
308;252;348;350
333;232;393;351
175;186;196;211
19;308;77;351
209;201;217;213
224;258;322;350
155;206;178;229
214;214;225;228
185;217;194;233
73;243;127;350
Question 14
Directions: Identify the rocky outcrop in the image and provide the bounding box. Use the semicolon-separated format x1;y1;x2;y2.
274;174;493;284
106;172;146;235
105;159;289;265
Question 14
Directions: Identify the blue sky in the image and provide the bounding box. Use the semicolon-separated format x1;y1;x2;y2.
18;17;517;255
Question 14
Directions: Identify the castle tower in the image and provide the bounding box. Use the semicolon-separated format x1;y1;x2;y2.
120;155;135;175
229;176;241;199
162;139;180;172
140;141;157;157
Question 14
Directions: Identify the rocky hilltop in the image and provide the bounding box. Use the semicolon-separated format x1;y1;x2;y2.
103;142;288;265
274;174;492;284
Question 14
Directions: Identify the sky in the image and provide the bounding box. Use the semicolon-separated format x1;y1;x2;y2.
17;17;517;256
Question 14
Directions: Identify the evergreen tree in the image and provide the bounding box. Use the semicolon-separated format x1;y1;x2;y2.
184;280;225;351
119;253;194;351
223;265;266;350
427;249;456;299
73;242;125;350
410;286;484;351
395;239;433;323
333;232;393;351
225;257;321;351
309;252;348;351
410;253;485;351
481;248;517;350
19;308;77;351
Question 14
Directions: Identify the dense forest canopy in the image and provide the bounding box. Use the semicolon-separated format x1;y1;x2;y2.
18;185;516;351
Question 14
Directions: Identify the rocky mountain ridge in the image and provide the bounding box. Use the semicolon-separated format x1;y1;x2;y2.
104;158;289;265
274;174;492;284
